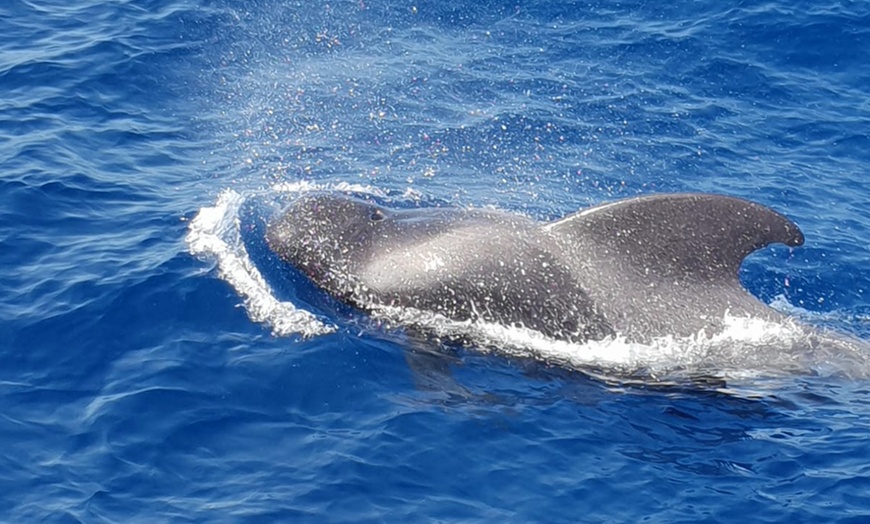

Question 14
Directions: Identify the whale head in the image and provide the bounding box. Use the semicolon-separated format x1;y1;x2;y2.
266;193;392;290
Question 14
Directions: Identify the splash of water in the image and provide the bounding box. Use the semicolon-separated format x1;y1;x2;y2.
369;303;870;381
186;188;334;337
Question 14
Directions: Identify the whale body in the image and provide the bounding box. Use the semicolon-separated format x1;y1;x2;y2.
266;192;804;343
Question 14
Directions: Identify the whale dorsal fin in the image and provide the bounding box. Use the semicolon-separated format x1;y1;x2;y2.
545;193;804;282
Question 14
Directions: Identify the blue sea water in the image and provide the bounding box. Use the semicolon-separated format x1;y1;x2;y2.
2;0;870;521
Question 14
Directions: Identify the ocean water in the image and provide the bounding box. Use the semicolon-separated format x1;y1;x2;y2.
2;0;869;521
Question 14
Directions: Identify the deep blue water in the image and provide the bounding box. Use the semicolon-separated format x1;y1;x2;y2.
2;0;870;521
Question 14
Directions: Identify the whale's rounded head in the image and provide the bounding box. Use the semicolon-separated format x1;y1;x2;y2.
266;193;389;289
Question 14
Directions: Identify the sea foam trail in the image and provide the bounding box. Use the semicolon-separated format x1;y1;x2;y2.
373;303;870;382
374;305;797;374
186;188;334;337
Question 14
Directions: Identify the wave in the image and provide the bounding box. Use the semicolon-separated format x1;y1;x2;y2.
186;187;334;337
371;303;870;382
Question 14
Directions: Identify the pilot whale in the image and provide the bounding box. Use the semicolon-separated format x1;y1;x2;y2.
266;192;804;343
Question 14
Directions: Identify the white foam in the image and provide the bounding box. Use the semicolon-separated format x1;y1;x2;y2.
186;188;334;337
366;303;868;381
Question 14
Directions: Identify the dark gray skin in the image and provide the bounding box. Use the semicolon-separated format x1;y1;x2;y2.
266;192;804;343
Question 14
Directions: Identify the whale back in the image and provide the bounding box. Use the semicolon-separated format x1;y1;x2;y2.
268;192;805;343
